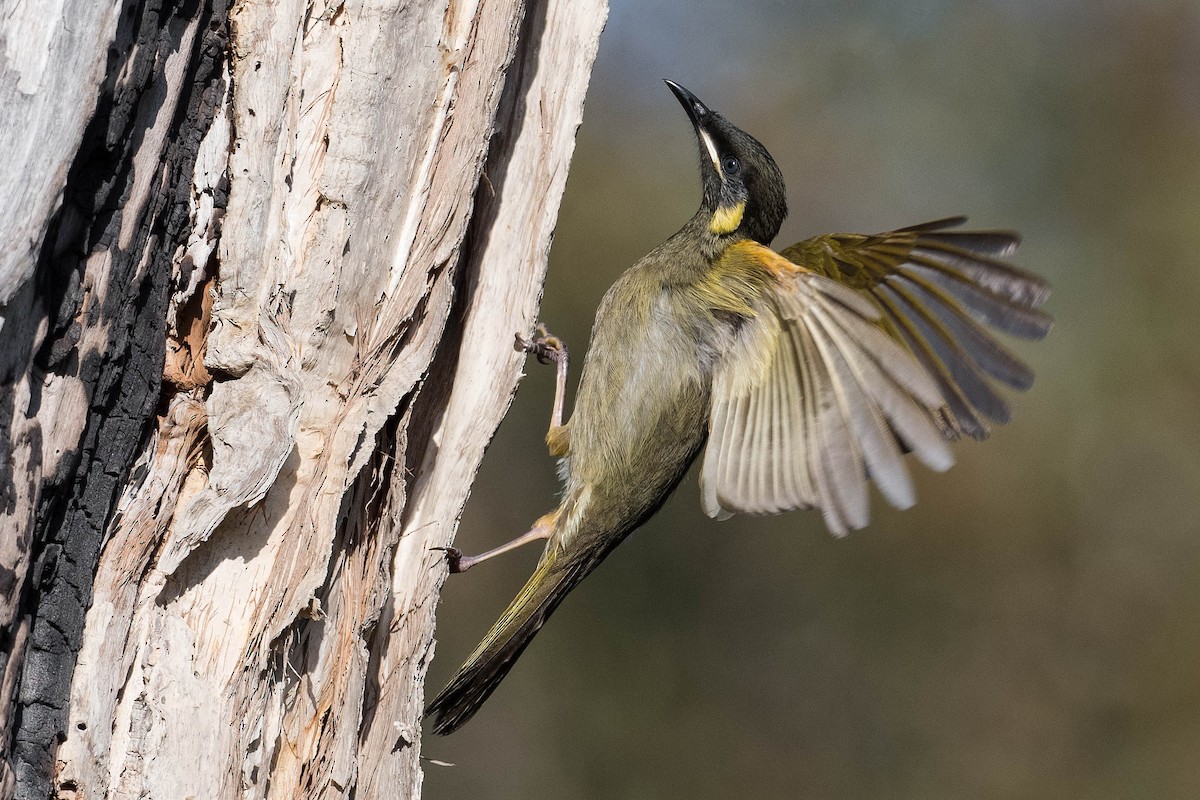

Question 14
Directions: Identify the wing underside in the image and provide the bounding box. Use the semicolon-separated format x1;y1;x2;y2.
701;221;1051;534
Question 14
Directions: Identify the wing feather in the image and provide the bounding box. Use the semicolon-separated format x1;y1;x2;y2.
880;281;1012;424
809;310;915;510
702;265;953;533
902;257;1052;339
779;219;1052;440
894;216;968;233
700;220;1050;535
816;307;916;506
898;275;1034;389
793;323;845;533
810;323;867;533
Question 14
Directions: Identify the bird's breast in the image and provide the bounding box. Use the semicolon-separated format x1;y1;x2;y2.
558;281;712;544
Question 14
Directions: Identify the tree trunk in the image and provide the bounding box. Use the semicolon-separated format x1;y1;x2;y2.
0;0;606;797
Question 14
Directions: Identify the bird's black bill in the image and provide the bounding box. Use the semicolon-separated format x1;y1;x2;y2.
664;80;710;126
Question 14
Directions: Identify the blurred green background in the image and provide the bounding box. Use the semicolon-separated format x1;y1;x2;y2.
425;1;1200;797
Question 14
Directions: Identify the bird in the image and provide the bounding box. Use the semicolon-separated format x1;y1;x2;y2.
425;80;1052;735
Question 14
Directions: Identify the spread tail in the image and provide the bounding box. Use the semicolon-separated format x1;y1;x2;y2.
426;553;579;735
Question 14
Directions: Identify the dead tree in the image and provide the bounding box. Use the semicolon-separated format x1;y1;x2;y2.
0;1;606;797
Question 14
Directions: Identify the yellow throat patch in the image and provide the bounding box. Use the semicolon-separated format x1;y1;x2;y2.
709;201;745;234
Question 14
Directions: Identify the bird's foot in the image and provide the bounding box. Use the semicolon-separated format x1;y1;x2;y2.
430;546;475;574
515;323;565;365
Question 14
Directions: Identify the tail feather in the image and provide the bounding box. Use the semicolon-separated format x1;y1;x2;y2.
426;555;580;735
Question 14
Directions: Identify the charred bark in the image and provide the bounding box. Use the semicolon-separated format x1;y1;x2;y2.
0;0;606;797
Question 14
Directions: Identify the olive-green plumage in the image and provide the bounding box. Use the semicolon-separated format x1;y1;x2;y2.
426;81;1052;735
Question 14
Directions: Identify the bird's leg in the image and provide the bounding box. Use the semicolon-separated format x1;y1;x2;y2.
515;323;569;431
434;522;552;574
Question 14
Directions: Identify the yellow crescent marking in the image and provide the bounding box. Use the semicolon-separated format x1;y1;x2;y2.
710;201;745;234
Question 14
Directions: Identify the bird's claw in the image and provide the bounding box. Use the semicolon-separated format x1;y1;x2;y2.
430;546;468;574
515;323;565;365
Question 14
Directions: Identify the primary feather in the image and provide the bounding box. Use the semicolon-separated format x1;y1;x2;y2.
779;221;1052;440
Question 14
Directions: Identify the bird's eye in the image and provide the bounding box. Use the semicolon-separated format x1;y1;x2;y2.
721;156;741;176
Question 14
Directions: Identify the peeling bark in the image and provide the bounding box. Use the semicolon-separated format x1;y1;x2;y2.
0;0;607;797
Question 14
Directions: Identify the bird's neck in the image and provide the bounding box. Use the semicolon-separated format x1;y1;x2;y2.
682;210;744;263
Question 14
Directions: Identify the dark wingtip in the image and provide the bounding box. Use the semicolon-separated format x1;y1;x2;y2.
895;216;969;233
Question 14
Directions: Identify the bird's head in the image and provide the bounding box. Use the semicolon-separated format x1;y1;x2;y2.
666;80;788;245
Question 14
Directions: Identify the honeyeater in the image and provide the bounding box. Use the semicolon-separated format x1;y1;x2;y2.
426;81;1052;735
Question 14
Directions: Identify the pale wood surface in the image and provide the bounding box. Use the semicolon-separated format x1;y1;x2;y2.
0;0;121;305
1;3;227;793
0;0;610;798
0;0;121;646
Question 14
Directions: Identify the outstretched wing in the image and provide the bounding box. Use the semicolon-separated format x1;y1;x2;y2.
779;217;1052;439
700;242;957;536
699;224;1051;536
